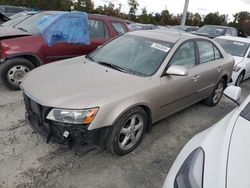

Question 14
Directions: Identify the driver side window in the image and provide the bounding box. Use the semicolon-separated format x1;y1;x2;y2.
170;41;196;67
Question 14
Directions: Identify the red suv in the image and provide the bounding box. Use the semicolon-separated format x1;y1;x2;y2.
0;11;129;90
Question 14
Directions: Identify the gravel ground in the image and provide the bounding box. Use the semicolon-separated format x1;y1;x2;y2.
0;80;249;188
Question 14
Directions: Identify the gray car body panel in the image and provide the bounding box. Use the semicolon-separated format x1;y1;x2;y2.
21;30;234;130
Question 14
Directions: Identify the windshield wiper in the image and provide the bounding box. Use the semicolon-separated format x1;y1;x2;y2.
85;54;95;62
17;27;28;32
96;61;127;73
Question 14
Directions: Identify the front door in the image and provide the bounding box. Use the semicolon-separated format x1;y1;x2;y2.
159;41;200;118
68;18;111;57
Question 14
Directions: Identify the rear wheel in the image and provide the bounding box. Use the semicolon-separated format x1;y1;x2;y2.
203;78;226;107
0;58;35;90
106;107;147;156
235;71;245;86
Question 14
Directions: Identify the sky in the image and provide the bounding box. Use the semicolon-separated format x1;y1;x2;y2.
94;0;250;20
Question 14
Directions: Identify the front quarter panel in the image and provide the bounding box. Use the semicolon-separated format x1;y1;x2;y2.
87;77;161;130
163;108;240;188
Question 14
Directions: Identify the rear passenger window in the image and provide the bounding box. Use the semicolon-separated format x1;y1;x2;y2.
197;41;216;63
89;19;109;39
171;41;196;67
111;22;127;35
231;29;237;36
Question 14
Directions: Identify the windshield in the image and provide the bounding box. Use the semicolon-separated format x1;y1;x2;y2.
2;15;30;27
197;25;225;36
90;34;173;76
214;38;249;57
14;13;51;33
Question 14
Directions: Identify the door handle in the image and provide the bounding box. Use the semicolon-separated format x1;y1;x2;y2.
192;75;200;82
217;66;223;73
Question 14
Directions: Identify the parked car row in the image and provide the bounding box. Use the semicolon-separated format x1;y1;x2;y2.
0;11;129;90
0;7;249;188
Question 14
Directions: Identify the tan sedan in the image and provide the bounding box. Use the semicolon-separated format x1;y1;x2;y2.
21;30;234;155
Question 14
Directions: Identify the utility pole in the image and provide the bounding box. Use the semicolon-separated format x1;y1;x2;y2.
181;0;189;26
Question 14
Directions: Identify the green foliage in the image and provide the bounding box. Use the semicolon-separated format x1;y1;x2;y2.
128;0;139;21
2;0;250;35
0;0;72;10
203;12;228;25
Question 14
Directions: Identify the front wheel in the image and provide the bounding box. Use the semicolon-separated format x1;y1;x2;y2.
235;71;245;86
0;58;35;90
106;107;147;156
203;78;226;107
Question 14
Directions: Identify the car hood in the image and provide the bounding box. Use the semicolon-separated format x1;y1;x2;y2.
232;56;244;65
163;107;241;188
0;26;31;39
227;115;250;188
21;56;151;109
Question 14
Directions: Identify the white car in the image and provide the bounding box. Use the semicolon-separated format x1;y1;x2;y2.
163;86;250;188
214;36;250;86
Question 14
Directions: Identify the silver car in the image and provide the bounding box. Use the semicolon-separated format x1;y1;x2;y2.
21;30;234;155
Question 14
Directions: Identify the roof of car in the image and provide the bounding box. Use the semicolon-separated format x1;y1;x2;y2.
216;36;250;43
89;14;126;21
128;29;200;43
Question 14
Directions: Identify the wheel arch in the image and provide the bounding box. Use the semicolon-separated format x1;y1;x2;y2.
4;53;44;67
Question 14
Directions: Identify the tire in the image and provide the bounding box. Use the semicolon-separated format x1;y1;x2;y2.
106;107;148;156
235;71;245;86
0;58;35;90
203;78;226;107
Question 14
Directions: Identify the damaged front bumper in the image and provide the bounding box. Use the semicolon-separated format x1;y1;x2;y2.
23;94;107;149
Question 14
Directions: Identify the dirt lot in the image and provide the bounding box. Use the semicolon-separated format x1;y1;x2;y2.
0;80;249;188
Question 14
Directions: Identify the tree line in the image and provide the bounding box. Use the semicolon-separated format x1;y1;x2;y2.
1;0;250;35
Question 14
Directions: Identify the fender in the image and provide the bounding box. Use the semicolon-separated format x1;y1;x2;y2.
0;53;44;67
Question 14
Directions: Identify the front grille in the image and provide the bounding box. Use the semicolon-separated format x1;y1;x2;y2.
23;94;97;146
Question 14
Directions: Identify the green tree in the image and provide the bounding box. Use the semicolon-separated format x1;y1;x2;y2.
203;12;228;25
138;7;149;24
160;9;172;25
73;0;94;13
128;0;139;21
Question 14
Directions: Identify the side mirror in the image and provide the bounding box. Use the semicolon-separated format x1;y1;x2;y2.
223;86;241;105
166;65;188;76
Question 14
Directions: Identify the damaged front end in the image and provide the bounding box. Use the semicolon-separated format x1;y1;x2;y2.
23;94;108;149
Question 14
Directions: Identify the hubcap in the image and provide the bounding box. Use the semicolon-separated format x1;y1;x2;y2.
118;114;144;151
212;82;224;104
7;65;30;86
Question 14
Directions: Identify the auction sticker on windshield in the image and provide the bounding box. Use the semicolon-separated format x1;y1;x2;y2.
151;43;170;52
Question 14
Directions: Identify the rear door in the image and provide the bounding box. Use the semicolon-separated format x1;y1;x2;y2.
192;40;224;98
244;49;250;78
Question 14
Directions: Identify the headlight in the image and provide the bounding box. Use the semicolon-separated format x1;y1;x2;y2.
174;147;205;188
46;108;99;124
233;64;241;72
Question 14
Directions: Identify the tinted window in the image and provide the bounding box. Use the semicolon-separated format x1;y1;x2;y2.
225;29;231;35
5;7;22;13
112;22;127;35
89;19;109;39
231;29;237;36
90;35;173;76
171;41;196;67
197;41;215;63
197;25;225;37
